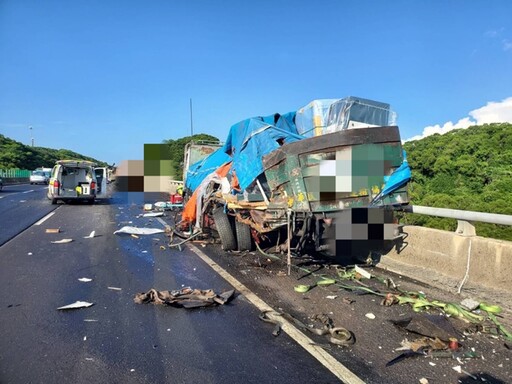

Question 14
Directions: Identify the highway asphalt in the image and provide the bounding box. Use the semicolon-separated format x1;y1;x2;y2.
0;187;341;384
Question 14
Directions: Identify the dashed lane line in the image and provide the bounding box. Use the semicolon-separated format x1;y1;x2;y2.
34;211;57;226
188;243;365;384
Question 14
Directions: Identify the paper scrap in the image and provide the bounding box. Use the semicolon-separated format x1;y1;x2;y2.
108;287;122;291
57;301;94;310
355;265;372;279
326;295;338;300
51;239;73;244
78;277;93;282
83;231;96;239
365;313;376;319
46;228;60;233
114;226;165;235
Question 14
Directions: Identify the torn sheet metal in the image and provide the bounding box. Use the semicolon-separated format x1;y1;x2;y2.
114;226;165;235
134;287;235;309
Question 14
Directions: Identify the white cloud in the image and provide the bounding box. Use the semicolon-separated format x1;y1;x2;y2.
406;97;512;142
503;39;512;51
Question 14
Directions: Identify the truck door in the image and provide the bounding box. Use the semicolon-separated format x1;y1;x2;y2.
94;167;108;198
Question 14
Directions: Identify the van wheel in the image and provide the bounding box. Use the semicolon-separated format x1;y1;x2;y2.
235;221;253;251
51;198;57;205
212;207;236;251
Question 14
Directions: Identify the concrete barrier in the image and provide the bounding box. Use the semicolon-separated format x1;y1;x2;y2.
378;225;512;293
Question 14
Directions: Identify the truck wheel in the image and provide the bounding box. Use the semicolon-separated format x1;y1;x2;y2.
212;207;237;251
235;221;253;251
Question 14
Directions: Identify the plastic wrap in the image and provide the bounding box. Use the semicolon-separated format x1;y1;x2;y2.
325;96;396;133
295;99;339;137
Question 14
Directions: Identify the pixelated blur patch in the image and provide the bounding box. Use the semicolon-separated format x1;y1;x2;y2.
144;144;172;161
333;208;395;241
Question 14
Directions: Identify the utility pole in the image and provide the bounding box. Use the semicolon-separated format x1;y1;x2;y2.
189;98;194;136
30;126;34;147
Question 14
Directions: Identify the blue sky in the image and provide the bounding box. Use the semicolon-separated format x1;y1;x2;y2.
1;0;512;165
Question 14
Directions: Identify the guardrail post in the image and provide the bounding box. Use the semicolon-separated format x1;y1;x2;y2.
456;220;476;237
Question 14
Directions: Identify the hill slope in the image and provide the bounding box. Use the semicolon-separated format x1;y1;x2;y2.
403;122;512;240
0;134;107;170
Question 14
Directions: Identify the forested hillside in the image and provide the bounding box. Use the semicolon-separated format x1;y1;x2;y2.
403;122;512;240
0;134;107;169
164;133;220;178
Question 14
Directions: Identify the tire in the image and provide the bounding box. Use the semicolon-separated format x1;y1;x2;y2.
51;198;57;205
212;207;237;251
235;221;253;251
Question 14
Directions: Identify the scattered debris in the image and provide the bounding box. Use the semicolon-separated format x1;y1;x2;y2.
159;245;166;250
57;301;94;310
144;204;153;211
342;297;355;305
78;277;93;282
419;378;429;384
294;284;312;293
134;287;234;308
114;226;165;235
45;228;60;233
83;231;96;239
452;365;477;380
108;287;122;291
83;319;98;322
27;252;32;256
131;234;139;239
461;298;480;311
317;278;336;286
355;265;372;279
51;239;73;244
259;310;355;346
143;212;164;217
391;314;459;341
386;349;426;367
365;313;376;320
326;295;338;300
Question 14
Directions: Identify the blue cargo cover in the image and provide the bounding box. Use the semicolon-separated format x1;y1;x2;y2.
185;148;231;192
222;112;303;191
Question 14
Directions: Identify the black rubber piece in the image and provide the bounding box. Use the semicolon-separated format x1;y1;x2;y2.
212;207;237;251
235;221;253;251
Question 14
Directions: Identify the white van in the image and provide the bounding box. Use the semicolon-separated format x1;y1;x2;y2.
47;160;108;204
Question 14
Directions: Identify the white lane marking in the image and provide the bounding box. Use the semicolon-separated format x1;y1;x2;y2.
22;190;35;194
35;211;56;226
188;244;365;384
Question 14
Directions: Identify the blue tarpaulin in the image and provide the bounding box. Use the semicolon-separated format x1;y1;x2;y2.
371;150;411;205
222;112;303;190
185;148;231;192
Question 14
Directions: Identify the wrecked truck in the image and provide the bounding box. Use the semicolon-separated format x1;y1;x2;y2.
177;97;411;259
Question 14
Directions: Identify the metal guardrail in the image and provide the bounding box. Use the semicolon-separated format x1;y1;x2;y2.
403;205;512;236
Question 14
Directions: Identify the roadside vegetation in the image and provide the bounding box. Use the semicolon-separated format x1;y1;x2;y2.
0;134;107;170
403;122;512;240
163;133;220;179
